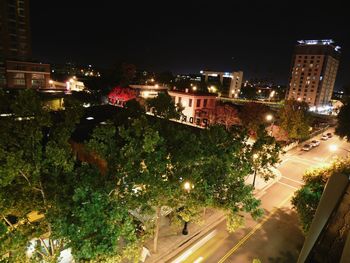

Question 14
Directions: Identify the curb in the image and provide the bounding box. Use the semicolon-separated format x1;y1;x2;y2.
147;212;226;263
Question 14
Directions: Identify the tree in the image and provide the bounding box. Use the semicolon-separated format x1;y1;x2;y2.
146;92;183;120
250;125;282;186
0;90;141;262
291;159;350;234
240;86;257;100
279;99;311;141
336;98;350;141
239;102;270;134
50;165;140;262
156;71;174;86
208;103;240;129
0;90;82;261
87;111;264;253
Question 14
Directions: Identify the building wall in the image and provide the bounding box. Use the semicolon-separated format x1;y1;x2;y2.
168;90;216;126
0;0;31;88
5;60;50;89
311;184;350;262
297;172;350;263
229;71;243;98
286;41;340;107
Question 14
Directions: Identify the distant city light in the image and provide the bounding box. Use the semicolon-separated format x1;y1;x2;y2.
86;117;94;120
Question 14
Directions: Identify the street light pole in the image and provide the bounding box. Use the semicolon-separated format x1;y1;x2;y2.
266;114;274;136
329;144;350;153
182;221;188;235
252;169;257;188
182;181;193;235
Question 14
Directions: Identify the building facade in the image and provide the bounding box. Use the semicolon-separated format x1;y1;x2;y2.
200;70;243;98
5;60;50;89
168;89;216;127
286;40;340;107
0;0;31;87
229;71;243;98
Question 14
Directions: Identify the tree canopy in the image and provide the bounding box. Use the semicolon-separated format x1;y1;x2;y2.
336;98;350;141
292;159;350;234
239;102;270;134
0;90;282;261
279;99;311;141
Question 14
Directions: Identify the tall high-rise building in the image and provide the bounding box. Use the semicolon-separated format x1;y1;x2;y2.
286;40;340;107
0;0;50;90
0;0;31;87
229;71;243;98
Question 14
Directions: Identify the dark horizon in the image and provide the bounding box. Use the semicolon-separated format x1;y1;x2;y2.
29;1;349;89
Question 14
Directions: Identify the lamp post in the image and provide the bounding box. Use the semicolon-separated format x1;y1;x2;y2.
182;181;193;235
252;154;258;187
266;114;274;136
329;144;350;153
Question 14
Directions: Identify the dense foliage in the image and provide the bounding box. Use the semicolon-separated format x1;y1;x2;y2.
336;98;350;141
279;99;311;141
292;159;350;234
0;90;281;261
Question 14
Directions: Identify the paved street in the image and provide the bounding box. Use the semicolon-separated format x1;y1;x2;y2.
170;129;350;263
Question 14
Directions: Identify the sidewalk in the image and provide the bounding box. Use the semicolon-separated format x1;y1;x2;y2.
144;208;225;263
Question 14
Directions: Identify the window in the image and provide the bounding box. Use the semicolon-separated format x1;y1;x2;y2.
14;73;24;78
14;79;25;86
32;79;45;87
32;74;45;80
196;99;201;107
203;99;207;107
189;99;192;107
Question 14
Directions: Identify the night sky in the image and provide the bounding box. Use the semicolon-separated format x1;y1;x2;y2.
30;1;349;89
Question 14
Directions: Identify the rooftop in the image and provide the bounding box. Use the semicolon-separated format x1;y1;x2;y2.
169;89;217;97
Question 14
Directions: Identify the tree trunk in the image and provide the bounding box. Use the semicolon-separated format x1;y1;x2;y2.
153;206;161;253
2;215;14;229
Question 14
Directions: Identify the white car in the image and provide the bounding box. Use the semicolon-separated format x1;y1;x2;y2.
321;134;328;140
302;144;313;151
310;140;320;147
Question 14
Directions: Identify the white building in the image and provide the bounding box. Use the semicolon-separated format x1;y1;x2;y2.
168;89;216;127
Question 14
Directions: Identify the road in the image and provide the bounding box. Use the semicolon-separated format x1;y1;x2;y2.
170;129;350;263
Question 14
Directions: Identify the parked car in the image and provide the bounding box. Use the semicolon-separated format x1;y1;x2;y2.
302;144;313;151
321;134;328;140
310;140;320;147
326;132;332;138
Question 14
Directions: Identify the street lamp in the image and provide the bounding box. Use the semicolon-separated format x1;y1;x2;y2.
266;114;274;136
329;144;350;153
182;181;193;235
252;154;258;187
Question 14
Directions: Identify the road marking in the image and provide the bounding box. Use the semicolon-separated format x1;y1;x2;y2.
288;156;321;166
171;230;217;263
277;181;299;190
218;194;292;263
193;257;203;263
281;176;303;185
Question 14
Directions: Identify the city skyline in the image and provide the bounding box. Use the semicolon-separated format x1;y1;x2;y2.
29;1;349;89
